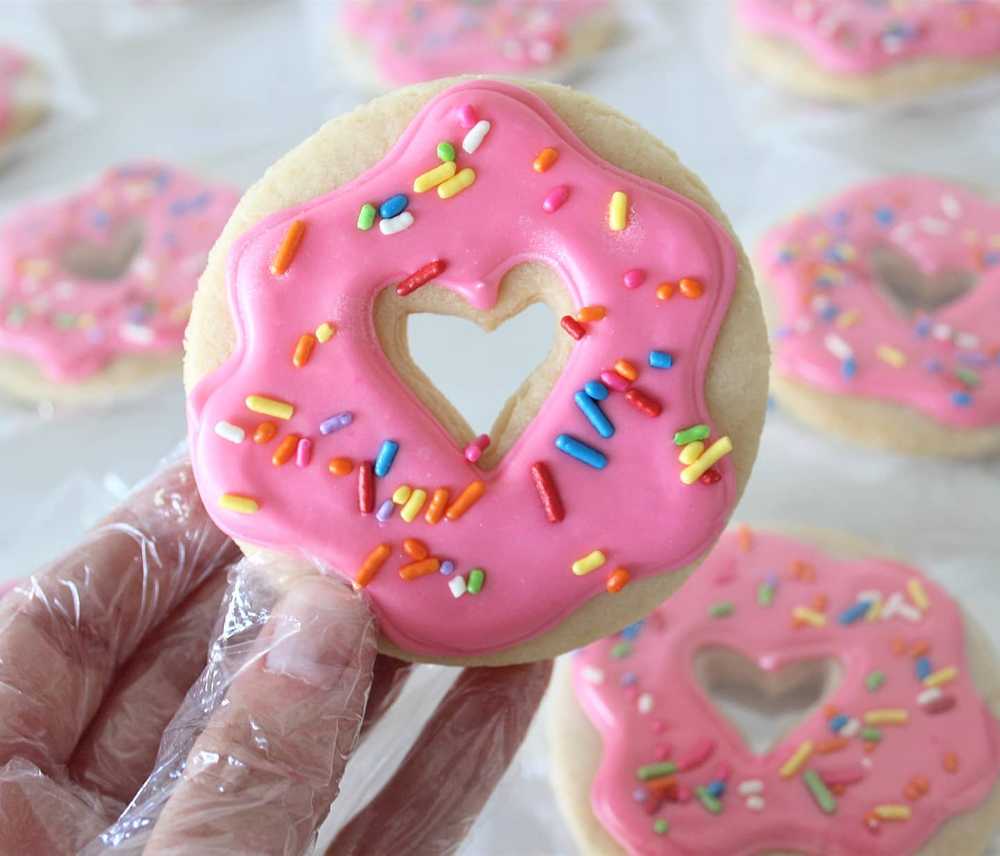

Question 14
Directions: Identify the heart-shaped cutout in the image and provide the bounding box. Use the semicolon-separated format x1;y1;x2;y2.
694;646;841;756
374;262;573;469
59;218;145;282
869;247;976;316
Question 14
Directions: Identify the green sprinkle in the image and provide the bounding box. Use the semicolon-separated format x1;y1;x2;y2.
695;786;722;814
866;671;886;692
653;819;669;836
54;312;77;329
709;601;734;619
467;568;485;595
861;727;882;742
357;202;376;231
611;642;633;659
803;769;837;814
955;367;981;388
674;424;710;446
636;761;677;781
757;582;775;607
437;141;456;162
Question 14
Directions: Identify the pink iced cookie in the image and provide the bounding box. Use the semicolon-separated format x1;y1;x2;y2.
337;0;616;88
185;79;767;663
759;176;1000;456
560;528;1000;856
0;162;239;399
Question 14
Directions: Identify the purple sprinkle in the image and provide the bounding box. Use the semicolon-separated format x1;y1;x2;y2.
320;411;353;435
633;787;648;803
375;499;394;522
620;672;638;687
440;560;455;575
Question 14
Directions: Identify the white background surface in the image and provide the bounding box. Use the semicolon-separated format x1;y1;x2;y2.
1;1;999;853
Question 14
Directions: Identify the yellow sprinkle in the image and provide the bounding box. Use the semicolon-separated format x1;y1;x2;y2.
680;436;733;485
392;485;413;505
874;805;912;821
865;594;882;622
864;709;909;725
413;160;457;193
572;550;607;576
315;322;336;343
219;493;259;514
877;345;907;368
679;442;704;465
400;488;428;523
837;310;861;329
793;606;827;628
438;167;476;199
779;741;813;778
609;191;629;231
907;578;930;611
924;666;958;688
245;395;294;420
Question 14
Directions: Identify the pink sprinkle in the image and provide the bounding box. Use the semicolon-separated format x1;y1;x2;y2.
458;104;478;129
654;742;672;761
818;765;865;787
296;437;313;467
651;719;668;734
676;785;693;804
623;268;646;289
542;185;570;213
464;435;490;462
676;737;715;772
600;370;631;392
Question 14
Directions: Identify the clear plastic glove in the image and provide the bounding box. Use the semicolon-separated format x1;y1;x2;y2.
0;458;552;855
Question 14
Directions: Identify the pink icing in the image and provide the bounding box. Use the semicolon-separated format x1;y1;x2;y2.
0;163;240;382
737;0;1000;74
187;81;741;657
0;45;27;134
341;0;611;85
760;176;1000;429
572;529;1000;856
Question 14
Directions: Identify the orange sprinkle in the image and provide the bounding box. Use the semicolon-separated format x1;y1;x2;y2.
903;776;929;801
823;704;839;719
606;567;630;594
910;640;931;658
791;560;815;582
253;421;277;444
425;488;450;524
576;305;606;323
655;282;674;301
399;557;441;580
614;359;638;381
292;333;316;368
403;538;429;561
532;147;559;173
645;776;677;795
737;524;752;552
943;752;960;774
355;543;391;588
328;457;353;476
816;737;849;755
812;594;829;612
272;434;299;466
891;637;908;656
830;784;847;797
445;480;486;521
270;219;306;276
679;277;704;298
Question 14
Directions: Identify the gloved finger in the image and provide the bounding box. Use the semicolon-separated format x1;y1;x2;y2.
328;660;553;856
141;573;376;856
361;656;413;738
0;459;234;776
69;571;230;804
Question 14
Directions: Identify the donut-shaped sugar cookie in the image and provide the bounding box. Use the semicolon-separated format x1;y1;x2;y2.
735;0;1000;103
0;45;47;148
0;162;239;404
757;176;1000;458
336;1;617;90
185;78;769;665
550;527;1000;856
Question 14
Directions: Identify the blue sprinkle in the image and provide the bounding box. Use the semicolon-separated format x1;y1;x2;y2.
829;713;849;733
649;350;673;369
319;411;353;435
984;251;1000;268
914;318;932;338
838;600;870;625
875;207;895;226
915;657;932;680
621;620;644;641
375;499;395;522
620;672;638;687
374;439;399;477
555;433;607;469
818;304;839;322
379;194;408;220
585;380;609;401
952;391;973;408
92;210;110;228
706;780;725;798
574;391;615;439
842;357;857;379
440;560;455;576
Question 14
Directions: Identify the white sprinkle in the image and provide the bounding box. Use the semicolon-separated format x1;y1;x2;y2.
840;718;861;738
462;120;491;154
920;217;950;236
214;420;245;444
637;692;654;714
861;757;873;770
882;591;904;619
941;195;962;220
932;323;953;342
738;779;764;796
133;255;158;281
955;332;980;351
379;211;414;235
120;322;155;344
892;223;916;243
448;575;467;599
897;602;921;622
824;332;853;360
582;665;605;685
918;686;943;706
745;795;766;812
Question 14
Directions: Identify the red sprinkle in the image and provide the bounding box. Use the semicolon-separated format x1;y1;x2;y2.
624;387;662;417
924;694;957;715
560;315;586;340
358;461;374;514
396;259;447;297
676;737;715;772
530;461;565;523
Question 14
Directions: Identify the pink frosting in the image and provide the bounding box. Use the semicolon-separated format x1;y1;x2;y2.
187;81;741;658
572;529;1000;856
341;0;611;85
0;163;240;382
760;176;1000;429
737;0;1000;74
0;45;27;134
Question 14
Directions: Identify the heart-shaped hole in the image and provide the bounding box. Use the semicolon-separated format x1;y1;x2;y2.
59;219;145;282
694;646;841;756
375;262;574;470
870;247;975;316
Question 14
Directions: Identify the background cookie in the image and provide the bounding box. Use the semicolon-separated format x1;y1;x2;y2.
0;45;48;148
549;527;1000;856
184;77;769;666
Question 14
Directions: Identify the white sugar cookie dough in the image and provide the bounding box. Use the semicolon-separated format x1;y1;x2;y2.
548;527;1000;856
0;47;48;149
184;76;769;667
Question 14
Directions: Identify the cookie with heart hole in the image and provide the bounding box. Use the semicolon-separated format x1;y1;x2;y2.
183;77;769;666
0;44;48;150
756;176;1000;458
0;163;240;406
334;0;618;92
734;0;1000;104
548;526;1000;856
